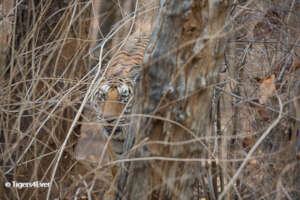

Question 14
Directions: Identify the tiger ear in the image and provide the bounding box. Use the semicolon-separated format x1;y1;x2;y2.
128;66;142;84
132;73;141;84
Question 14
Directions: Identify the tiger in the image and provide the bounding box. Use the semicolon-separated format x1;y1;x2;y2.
90;34;149;164
76;2;158;199
84;34;149;200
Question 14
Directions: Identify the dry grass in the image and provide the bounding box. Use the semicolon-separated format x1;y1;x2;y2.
214;1;300;199
0;0;103;199
1;0;299;200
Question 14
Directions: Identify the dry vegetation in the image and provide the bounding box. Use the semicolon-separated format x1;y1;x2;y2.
0;0;106;199
219;1;300;199
0;0;299;200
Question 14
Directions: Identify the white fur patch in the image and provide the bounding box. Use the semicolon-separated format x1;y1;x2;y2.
118;84;130;96
100;84;110;92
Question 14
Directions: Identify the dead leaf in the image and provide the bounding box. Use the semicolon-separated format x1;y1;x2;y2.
249;99;270;121
253;21;272;40
264;9;281;26
252;9;282;40
242;135;256;150
259;74;276;104
292;55;300;71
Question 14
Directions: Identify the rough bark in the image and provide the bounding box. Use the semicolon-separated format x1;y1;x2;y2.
0;0;13;71
112;0;232;199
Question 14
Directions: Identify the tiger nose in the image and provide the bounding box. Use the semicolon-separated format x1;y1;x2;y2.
103;114;117;122
106;118;116;124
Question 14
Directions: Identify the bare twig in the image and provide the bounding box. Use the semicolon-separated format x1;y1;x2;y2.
218;93;283;200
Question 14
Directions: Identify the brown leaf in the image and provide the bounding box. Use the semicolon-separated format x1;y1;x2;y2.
249;100;270;121
292;55;300;71
252;9;282;40
259;74;276;104
242;135;256;150
264;9;281;26
253;22;272;40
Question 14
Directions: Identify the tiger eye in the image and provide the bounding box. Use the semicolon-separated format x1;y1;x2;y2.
97;90;106;101
121;88;129;96
118;84;130;97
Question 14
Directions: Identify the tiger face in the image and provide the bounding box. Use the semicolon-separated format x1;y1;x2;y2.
91;80;134;139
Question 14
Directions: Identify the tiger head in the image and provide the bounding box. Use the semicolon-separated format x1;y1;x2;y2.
91;79;134;139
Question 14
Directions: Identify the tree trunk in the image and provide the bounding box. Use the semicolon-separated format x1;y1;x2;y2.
0;0;13;71
112;0;232;199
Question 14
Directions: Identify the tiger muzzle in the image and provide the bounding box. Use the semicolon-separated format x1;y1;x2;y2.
102;117;129;139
